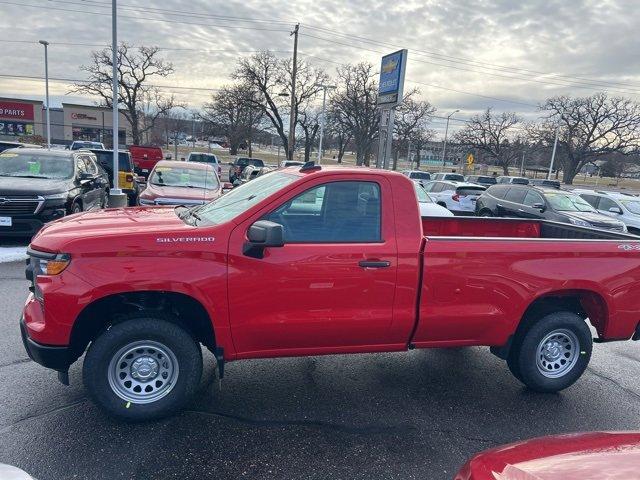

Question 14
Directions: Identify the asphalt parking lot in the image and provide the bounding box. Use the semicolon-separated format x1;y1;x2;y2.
1;260;640;479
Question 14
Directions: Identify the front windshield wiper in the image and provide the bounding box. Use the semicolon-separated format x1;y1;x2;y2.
0;174;50;178
175;206;202;225
200;194;257;214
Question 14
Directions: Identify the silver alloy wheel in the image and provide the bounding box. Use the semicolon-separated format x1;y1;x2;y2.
536;329;579;378
107;340;179;404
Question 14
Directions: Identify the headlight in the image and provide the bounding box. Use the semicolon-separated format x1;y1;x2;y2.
34;254;71;276
568;217;591;227
29;253;71;301
43;193;67;200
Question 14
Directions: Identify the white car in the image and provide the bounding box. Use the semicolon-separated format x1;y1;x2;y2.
186;152;222;176
402;170;432;186
413;181;453;217
574;189;640;235
422;180;486;215
431;172;465;182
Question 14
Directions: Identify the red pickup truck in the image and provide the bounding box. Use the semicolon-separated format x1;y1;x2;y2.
21;164;640;421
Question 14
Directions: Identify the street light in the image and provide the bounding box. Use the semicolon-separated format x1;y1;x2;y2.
315;84;336;164
441;109;459;167
548;108;564;180
38;40;50;149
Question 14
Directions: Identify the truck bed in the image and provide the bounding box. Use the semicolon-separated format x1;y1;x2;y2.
414;216;640;349
421;216;635;240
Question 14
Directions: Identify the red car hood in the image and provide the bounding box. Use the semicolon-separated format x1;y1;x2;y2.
141;184;220;202
30;206;195;253
456;432;640;480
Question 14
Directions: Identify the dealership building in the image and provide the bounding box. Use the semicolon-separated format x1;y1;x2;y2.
0;97;132;146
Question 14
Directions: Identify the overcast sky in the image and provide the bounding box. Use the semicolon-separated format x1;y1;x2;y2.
1;0;639;136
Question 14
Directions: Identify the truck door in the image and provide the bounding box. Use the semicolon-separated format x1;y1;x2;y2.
227;177;399;356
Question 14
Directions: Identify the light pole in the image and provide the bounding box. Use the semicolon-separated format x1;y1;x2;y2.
548;109;564;180
109;0;127;207
38;40;51;149
315;84;336;164
441;109;459;167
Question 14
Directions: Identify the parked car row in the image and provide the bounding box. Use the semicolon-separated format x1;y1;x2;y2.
475;184;628;232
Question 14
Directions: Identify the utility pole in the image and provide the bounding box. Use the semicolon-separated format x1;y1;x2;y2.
287;23;299;161
520;150;526;176
109;0;127;207
316;84;336;164
441;109;459;167
39;40;51;149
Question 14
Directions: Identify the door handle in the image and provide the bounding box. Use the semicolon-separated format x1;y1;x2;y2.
359;260;391;268
497;204;504;208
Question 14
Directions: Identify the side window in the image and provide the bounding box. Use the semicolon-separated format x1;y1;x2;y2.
430;182;444;193
579;194;599;208
264;181;381;243
487;185;507;199
523;190;545;207
504;188;527;204
598;197;618;211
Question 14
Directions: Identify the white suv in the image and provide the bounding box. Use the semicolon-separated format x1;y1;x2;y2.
423;181;486;215
574;189;640;235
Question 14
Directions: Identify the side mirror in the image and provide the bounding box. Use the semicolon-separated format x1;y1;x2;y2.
243;220;284;258
609;206;623;214
532;202;546;212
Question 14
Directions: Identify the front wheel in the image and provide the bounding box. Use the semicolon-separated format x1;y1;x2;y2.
507;311;592;392
83;316;202;421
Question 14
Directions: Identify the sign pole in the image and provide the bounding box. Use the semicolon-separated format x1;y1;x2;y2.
375;49;407;170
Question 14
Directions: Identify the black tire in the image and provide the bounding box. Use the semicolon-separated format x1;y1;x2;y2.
101;190;108;209
71;201;82;214
508;311;592;392
479;209;493;217
83;316;202;421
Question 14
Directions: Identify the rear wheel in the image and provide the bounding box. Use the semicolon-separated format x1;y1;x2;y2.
507;311;592;392
479;209;493;217
71;201;82;214
83;316;202;421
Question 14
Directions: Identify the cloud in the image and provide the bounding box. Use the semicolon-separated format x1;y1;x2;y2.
1;0;638;137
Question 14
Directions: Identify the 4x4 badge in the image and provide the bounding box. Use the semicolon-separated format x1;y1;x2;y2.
618;244;640;251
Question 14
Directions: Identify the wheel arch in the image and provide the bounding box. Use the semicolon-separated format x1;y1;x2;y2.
518;289;608;339
68;290;217;362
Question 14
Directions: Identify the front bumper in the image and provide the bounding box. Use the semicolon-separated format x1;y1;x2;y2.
0;207;67;238
20;316;71;371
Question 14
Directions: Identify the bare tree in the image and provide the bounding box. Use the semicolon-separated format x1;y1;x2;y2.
533;93;640;184
392;90;436;170
330;63;379;165
455;108;523;175
233;51;328;160
297;108;320;161
326;108;352;163
201;84;263;155
70;43;179;145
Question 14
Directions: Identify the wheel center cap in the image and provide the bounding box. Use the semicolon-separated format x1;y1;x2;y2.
131;356;159;381
544;342;561;361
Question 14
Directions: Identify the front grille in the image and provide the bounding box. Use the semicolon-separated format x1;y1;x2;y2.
0;198;41;215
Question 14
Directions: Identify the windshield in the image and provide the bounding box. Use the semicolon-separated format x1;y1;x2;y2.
149;165;220;190
621;199;640;215
546;192;595;212
72;142;101;150
197;171;298;225
189;154;218;164
477;176;496;184
0;151;73;179
414;183;433;203
446;174;465;181
411;172;430;180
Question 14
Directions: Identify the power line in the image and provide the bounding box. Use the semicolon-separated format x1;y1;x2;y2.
49;0;295;26
300;23;640;91
0;73;221;93
0;1;291;32
299;32;640;96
